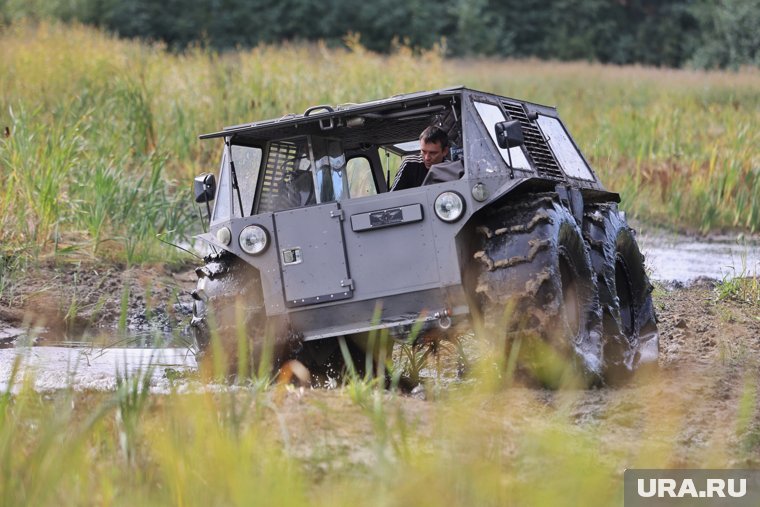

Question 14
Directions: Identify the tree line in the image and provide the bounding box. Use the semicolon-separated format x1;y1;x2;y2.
2;0;758;69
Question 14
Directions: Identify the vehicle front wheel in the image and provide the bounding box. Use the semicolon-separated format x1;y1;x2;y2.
471;192;603;386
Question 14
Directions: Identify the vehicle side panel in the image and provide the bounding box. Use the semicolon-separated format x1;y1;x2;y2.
273;203;352;307
339;189;441;298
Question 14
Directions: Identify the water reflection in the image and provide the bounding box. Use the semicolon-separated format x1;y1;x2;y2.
637;231;760;282
0;330;197;392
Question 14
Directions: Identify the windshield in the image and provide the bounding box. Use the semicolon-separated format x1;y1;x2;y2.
210;133;384;219
211;144;263;223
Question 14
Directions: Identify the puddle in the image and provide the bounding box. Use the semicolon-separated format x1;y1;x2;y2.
636;229;760;283
0;345;197;392
0;329;197;392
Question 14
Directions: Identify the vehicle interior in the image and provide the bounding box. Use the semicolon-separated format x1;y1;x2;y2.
215;96;463;220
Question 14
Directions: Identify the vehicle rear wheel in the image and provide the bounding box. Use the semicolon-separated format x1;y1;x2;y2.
470;192;603;386
582;204;659;383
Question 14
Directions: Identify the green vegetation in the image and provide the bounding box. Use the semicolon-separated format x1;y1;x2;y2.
715;258;760;308
0;21;195;264
1;329;758;507
1;21;757;267
1;19;758;507
3;0;759;69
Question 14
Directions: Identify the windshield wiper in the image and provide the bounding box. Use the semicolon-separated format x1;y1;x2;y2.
225;139;245;217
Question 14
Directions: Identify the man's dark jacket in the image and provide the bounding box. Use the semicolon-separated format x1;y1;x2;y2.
390;154;427;191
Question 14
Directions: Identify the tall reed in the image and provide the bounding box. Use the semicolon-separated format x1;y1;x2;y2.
1;20;758;267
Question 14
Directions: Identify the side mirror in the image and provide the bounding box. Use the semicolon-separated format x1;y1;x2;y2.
495;120;524;149
194;173;217;203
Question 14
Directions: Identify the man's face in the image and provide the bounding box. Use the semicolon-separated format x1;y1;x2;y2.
420;140;448;169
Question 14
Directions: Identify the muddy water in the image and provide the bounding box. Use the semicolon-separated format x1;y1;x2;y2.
636;229;760;282
0;332;197;392
1;229;758;392
0;345;197;392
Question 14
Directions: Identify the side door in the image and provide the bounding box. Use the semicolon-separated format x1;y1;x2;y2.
273;202;353;308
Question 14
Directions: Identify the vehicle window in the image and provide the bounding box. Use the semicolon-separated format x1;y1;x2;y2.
380;147;404;187
211;150;230;224
314;139;347;203
346;157;377;197
473;101;531;171
536;115;594;181
230;144;262;216
257;138;314;213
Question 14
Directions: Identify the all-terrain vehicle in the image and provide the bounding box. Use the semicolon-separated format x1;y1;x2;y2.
190;86;658;382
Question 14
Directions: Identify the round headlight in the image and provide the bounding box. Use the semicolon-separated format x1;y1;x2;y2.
434;191;465;222
239;225;269;255
216;226;231;246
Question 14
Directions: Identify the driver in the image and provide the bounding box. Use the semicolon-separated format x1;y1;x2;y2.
390;126;449;191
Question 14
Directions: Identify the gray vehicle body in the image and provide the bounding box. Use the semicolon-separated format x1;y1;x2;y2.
194;87;622;346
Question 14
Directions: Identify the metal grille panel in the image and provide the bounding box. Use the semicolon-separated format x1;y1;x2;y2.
502;101;565;181
257;141;299;213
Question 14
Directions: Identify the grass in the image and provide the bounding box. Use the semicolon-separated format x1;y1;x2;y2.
1;332;758;507
715;274;760;308
714;242;760;308
1;20;758;269
0;19;759;505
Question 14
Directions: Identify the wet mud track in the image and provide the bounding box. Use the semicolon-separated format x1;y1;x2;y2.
270;280;759;472
0;259;759;468
0;262;196;346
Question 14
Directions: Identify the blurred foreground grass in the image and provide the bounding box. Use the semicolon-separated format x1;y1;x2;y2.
1;330;758;507
0;21;758;268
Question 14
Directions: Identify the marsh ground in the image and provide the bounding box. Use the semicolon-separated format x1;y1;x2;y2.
1;239;758;475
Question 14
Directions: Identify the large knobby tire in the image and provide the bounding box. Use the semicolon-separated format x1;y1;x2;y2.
583;204;659;382
471;193;603;385
190;254;282;376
